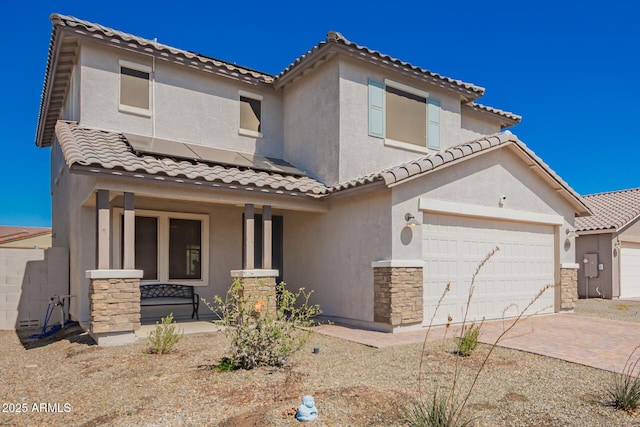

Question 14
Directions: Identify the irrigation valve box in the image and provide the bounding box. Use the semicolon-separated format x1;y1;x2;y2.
583;253;599;278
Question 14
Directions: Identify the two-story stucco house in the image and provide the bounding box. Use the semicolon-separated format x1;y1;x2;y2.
36;14;590;345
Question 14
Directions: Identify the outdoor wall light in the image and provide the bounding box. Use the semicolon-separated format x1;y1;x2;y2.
404;213;420;227
565;228;578;239
614;240;622;250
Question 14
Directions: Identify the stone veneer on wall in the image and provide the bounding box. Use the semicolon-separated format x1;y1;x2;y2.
230;270;279;317
89;278;141;334
373;266;423;326
560;267;578;311
237;276;277;316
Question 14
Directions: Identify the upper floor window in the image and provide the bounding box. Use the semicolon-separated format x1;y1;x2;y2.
238;90;263;138
119;60;151;116
368;79;440;152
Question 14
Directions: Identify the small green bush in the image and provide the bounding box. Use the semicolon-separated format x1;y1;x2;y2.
146;313;182;355
456;321;483;357
204;279;321;370
213;356;237;372
609;345;640;412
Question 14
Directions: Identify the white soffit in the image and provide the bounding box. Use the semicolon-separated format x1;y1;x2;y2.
418;199;564;226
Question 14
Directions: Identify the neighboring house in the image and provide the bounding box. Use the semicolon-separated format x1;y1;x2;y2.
35;14;591;345
575;188;640;299
0;226;52;249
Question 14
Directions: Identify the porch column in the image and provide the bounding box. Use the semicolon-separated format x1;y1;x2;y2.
263;205;272;269
244;204;255;269
123;192;135;270
96;190;110;269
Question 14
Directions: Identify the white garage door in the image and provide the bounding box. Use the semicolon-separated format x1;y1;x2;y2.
423;214;555;326
620;243;640;298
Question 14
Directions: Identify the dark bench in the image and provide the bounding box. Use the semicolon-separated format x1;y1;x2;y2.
140;284;200;320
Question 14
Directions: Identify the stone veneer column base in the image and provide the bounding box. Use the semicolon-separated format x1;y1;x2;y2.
560;266;578;311
86;270;143;346
372;261;423;327
231;270;279;316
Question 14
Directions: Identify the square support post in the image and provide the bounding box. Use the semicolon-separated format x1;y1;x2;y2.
262;205;272;269
244;204;255;270
123;192;135;270
96;190;110;270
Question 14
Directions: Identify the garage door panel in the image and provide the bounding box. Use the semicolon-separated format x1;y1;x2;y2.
423;214;555;325
621;243;640;298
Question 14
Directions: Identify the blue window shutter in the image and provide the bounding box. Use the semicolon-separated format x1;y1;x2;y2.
427;98;441;149
368;79;384;138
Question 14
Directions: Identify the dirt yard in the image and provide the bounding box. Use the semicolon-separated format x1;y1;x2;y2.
1;304;639;426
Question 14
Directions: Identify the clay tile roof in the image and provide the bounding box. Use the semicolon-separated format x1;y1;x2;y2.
49;14;274;83
575;188;640;232
275;31;485;99
324;132;589;216
464;102;522;126
379;132;512;185
0;226;51;244
54;121;327;196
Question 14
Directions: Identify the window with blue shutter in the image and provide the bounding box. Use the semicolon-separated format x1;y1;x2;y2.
368;79;384;138
427;98;441;150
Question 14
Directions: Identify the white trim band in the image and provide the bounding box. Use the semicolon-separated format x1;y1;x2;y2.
86;269;144;279
419;198;564;226
371;260;425;268
561;263;580;269
231;269;279;278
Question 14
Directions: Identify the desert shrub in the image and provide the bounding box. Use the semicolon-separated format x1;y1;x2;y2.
456;321;483;357
204;279;321;369
406;391;473;427
411;246;553;426
609;344;640;412
146;313;181;355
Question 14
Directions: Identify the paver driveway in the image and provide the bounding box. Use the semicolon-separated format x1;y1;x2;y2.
316;314;640;374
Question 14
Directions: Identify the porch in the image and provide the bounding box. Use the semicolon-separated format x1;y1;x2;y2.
81;185;327;345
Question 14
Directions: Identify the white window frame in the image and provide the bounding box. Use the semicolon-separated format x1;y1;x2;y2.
238;90;264;138
118;60;152;117
112;209;209;287
383;79;431;154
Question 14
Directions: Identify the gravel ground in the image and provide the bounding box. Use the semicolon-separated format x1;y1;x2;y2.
1;300;639;426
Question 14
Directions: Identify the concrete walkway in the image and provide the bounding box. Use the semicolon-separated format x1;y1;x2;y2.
315;314;640;374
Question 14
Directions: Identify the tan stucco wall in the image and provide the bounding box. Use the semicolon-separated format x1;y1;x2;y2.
391;147;578;265
621;218;640;239
283;56;341;184
78;41;284;159
460;111;502;142
336;57;462;184
575;233;615;298
0;234;51;249
283;188;392;324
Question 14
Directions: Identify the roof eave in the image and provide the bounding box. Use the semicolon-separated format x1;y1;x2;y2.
462;103;522;129
274;38;485;101
35;24;63;148
506;142;592;217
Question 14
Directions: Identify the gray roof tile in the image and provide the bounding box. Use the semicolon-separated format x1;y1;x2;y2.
464;102;522;125
55;121;327;195
275;31;485;99
330;132;588;218
575;188;640;232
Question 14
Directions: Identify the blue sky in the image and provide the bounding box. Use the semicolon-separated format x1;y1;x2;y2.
1;1;638;227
